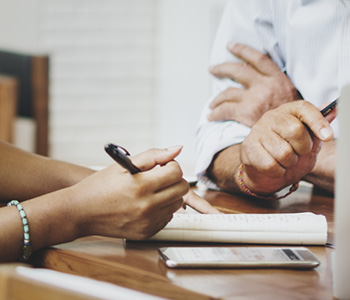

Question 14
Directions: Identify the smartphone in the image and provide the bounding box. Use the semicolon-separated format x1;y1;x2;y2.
158;247;320;269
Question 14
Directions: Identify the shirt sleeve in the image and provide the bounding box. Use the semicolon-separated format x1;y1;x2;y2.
194;0;272;187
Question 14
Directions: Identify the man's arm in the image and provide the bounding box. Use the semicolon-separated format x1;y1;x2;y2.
302;139;336;193
208;140;336;195
208;43;301;127
207;101;334;196
195;2;300;187
207;144;242;193
196;44;301;190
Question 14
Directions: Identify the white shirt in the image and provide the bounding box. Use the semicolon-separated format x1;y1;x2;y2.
195;0;350;188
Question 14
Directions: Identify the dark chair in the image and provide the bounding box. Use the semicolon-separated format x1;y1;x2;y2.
0;75;17;143
0;50;49;156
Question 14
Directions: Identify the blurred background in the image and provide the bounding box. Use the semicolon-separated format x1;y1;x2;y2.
0;0;227;176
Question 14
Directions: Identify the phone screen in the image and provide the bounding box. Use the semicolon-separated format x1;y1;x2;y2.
158;247;320;269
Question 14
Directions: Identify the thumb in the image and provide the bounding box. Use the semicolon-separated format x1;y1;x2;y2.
131;146;183;171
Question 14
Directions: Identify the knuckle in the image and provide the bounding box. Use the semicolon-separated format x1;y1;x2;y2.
277;145;297;167
260;109;276;121
256;52;269;65
168;161;183;178
287;121;307;140
294;99;310;112
221;87;235;100
237;62;249;73
132;180;150;199
259;160;275;173
136;200;153;216
260;87;273;100
258;160;285;177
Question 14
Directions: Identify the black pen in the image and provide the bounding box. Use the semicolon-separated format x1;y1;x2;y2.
104;143;141;174
321;98;338;117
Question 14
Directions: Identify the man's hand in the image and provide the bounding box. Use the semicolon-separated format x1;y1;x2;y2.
237;101;334;195
208;43;301;127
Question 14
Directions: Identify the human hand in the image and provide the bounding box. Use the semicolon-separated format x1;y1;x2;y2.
237;100;334;195
180;190;221;214
72;146;189;240
208;43;301;127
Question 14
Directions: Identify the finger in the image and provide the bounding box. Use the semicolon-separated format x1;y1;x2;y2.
183;190;221;214
319;101;337;124
209;87;244;109
209;62;260;87
266;112;314;156
241;140;286;177
148;214;174;237
140;161;187;192
138;214;174;240
155;178;189;207
324;108;337;123
131;146;182;171
260;130;299;168
159;196;184;215
228;43;281;76
208;102;239;121
279;100;334;142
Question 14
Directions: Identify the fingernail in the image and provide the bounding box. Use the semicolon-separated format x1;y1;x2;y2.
166;145;183;151
320;127;332;140
227;42;236;50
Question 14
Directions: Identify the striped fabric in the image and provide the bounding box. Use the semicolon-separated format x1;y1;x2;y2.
195;0;350;187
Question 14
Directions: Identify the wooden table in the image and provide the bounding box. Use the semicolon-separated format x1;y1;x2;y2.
30;184;335;300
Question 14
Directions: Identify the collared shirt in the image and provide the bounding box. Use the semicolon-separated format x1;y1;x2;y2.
195;0;350;188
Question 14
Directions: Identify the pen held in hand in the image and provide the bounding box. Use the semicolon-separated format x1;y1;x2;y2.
105;143;141;174
321;98;338;117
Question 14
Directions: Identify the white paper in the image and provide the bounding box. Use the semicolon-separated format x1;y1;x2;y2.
151;213;327;245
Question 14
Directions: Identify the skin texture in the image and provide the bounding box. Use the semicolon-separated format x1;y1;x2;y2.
206;43;336;195
208;43;301;127
0;141;218;262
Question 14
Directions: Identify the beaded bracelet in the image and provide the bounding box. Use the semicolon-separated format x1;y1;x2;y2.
237;164;299;200
7;200;32;262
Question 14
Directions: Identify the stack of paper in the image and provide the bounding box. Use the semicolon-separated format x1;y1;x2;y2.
151;213;327;245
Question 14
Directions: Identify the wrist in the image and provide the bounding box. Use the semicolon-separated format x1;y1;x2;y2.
54;162;96;189
236;164;299;200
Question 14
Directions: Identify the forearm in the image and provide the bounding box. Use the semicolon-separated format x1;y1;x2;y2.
0;141;95;201
206;141;336;197
302;140;336;193
0;187;82;262
207;144;242;193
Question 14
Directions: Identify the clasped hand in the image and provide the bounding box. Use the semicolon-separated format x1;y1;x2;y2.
208;43;301;127
238;101;335;195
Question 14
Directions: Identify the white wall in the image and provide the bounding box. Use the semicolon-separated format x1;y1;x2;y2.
155;0;226;174
0;0;227;175
0;0;40;52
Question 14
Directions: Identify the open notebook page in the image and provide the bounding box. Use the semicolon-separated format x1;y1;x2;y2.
150;213;327;245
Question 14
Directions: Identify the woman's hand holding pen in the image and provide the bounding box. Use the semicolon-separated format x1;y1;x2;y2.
236;100;335;196
71;146;189;240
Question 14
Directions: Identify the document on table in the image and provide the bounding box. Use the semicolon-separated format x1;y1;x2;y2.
150;213;327;245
